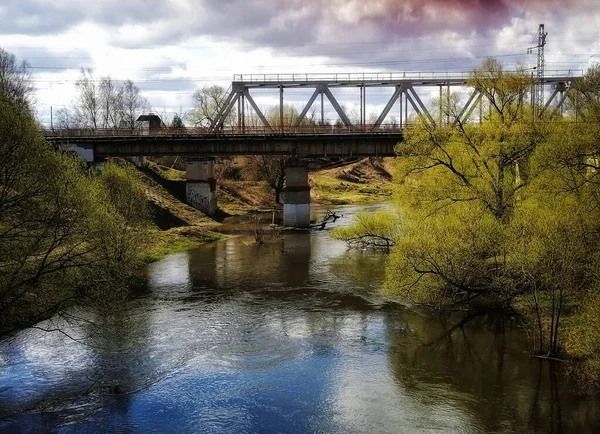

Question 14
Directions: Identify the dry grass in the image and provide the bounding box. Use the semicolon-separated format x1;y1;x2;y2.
310;158;396;204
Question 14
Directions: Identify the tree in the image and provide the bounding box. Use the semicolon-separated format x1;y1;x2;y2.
120;79;148;128
243;105;304;203
385;60;541;303
72;69;147;129
0;47;34;110
170;113;185;128
331;211;399;250
376;59;600;360
74;68;100;128
189;85;235;128
54;107;79;129
244;155;288;203
0;77;150;337
570;64;600;122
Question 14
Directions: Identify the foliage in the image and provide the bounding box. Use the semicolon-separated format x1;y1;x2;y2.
329;58;600;365
0;83;151;336
569;64;600;122
331;210;399;250
170;113;185;128
189;85;235;128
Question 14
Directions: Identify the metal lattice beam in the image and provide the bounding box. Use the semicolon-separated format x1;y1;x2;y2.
294;87;322;127
207;72;580;131
374;85;404;127
244;90;273;131
455;90;480;125
322;86;352;126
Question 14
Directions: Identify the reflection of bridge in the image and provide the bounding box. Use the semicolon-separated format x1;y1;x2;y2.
43;70;582;228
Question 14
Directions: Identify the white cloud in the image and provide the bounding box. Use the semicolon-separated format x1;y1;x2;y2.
0;0;597;126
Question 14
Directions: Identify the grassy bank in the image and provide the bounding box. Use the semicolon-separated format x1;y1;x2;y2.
124;161;227;262
135;157;399;265
310;158;395;204
140;227;226;263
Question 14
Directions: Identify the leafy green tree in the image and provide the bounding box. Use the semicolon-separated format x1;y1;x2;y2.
0;92;103;334
327;58;600;359
0;52;150;336
331;210;399;250
190;85;235;128
380;61;600;360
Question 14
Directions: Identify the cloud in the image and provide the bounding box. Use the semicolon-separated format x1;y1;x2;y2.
1;0;594;50
2;0;598;126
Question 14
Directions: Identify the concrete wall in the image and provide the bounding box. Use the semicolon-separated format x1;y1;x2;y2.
186;159;217;216
282;164;311;228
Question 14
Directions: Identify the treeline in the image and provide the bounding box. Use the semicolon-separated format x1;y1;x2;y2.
0;48;150;337
55;68;148;129
334;58;600;388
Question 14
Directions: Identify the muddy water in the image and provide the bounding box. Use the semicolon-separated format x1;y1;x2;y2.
1;204;599;433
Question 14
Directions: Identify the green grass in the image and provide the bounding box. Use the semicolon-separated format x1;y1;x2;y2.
140;228;226;263
145;161;186;181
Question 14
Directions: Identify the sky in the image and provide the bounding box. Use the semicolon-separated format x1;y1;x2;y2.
1;0;599;126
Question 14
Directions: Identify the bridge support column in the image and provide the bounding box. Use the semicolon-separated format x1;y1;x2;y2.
186;158;217;216
282;162;310;228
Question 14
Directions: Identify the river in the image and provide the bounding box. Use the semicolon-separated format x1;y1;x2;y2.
1;204;599;433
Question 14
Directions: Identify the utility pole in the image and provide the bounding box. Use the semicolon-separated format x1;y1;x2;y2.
528;24;548;116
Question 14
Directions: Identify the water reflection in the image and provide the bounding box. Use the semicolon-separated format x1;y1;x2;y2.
386;310;600;433
1;203;599;433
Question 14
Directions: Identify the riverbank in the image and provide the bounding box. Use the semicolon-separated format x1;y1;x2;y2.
3;202;598;433
125;160;226;263
144;156;396;211
133;157;397;262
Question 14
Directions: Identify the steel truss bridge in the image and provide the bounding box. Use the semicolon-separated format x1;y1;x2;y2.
45;70;581;158
213;70;580;131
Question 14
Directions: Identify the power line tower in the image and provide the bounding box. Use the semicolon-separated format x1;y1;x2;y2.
528;24;548;114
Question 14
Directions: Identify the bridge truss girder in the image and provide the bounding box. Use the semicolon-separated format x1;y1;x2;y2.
210;76;578;132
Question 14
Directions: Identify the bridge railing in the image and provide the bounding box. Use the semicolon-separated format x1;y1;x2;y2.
233;70;583;83
43;124;408;138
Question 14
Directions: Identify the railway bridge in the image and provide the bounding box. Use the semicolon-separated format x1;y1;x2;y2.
44;70;580;227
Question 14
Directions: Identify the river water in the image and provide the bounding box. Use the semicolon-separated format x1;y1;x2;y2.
1;204;599;433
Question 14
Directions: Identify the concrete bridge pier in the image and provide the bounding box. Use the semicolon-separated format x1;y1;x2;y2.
186;158;217;216
282;162;311;228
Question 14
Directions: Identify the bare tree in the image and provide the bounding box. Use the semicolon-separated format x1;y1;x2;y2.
75;68;100;128
54;107;78;129
120;79;148;128
72;69;147;129
99;76;122;128
0;47;35;110
245;155;288;203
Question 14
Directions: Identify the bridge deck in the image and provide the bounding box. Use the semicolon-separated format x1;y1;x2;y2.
45;129;402;158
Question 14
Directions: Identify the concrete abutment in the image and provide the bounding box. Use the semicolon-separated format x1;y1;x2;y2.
186;158;217;216
282;163;310;228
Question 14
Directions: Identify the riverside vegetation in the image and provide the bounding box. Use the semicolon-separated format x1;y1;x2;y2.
333;58;600;390
0;48;223;338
